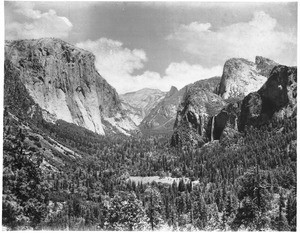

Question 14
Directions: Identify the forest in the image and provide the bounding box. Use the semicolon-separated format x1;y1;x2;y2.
2;110;297;231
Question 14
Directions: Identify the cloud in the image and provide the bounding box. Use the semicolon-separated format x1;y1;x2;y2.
5;2;73;40
167;11;297;66
141;2;270;9
76;37;147;79
77;38;222;94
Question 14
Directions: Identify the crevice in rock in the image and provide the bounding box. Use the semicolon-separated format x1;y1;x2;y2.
213;111;229;140
38;76;44;83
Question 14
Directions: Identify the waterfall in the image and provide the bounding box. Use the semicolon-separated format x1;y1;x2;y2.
234;117;238;130
211;116;215;141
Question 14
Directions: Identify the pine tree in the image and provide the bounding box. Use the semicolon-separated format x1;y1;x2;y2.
144;186;164;230
286;190;296;231
275;191;289;231
104;191;148;230
2;128;49;230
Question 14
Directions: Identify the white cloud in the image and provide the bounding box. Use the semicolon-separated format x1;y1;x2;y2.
76;38;147;78
5;2;73;40
167;11;297;66
77;38;222;94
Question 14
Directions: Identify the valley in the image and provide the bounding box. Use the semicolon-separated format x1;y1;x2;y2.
3;37;297;231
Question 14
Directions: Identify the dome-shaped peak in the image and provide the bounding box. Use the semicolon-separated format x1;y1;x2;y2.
166;86;178;98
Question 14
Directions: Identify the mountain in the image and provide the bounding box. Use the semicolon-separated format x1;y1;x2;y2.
3;44;297;231
239;65;297;130
218;56;278;99
120;88;166;125
4;38;138;136
200;64;297;144
140;77;222;134
171;54;296;148
171;77;226;147
139;86;185;134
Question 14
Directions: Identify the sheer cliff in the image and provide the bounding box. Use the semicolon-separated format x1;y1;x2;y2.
5;38;138;135
171;77;226;147
218;56;278;99
209;65;297;144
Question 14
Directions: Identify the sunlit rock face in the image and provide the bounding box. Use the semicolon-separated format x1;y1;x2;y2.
218;56;278;100
210;65;297;140
240;65;297;130
5;38;138;135
120;88;166;126
171;56;295;148
171;77;226;147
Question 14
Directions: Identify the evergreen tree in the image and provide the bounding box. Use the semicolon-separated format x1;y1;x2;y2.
3;129;49;230
104;191;148;230
144;186;164;230
286;190;296;231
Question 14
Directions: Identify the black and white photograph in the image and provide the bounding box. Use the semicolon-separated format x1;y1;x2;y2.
2;1;297;231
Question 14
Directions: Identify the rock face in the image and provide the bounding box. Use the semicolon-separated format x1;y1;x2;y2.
210;65;296;141
255;56;279;77
120;88;166;125
5;38;138;135
239;65;297;130
211;101;242;141
140;86;185;133
171;77;226;147
171;57;296;148
4;59;43;122
218;56;278;99
141;77;221;134
121;102;144;126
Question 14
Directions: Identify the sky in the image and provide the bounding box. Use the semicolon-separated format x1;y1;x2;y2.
4;1;298;94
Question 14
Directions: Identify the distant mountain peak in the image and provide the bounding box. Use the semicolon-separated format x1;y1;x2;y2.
165;86;178;98
120;88;166;125
123;88;164;96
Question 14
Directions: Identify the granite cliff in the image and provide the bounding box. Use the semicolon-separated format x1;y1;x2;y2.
239;65;297;130
171;77;226;147
218;56;278;99
5;38;138;135
120;88;166;126
141;77;222;134
140;86;185;133
210;65;297;142
171;57;295;148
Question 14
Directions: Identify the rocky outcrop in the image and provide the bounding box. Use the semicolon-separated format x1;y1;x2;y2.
255;56;279;77
165;86;178;98
209;65;296;141
5;38;138;135
218;56;278;99
171;77;226;147
120;88;166;125
140;86;185;133
210;101;242;141
239;65;297;130
141;77;221;134
4;59;43;122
